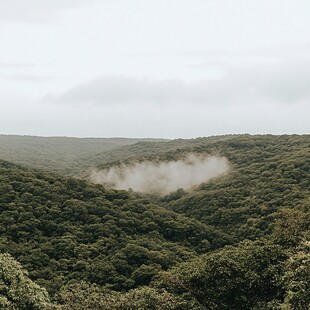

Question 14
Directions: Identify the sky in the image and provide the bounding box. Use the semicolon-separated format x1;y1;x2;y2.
0;0;309;138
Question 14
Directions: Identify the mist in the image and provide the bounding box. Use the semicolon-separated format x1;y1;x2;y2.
90;154;230;195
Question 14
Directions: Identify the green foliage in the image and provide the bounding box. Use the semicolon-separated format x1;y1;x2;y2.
56;282;198;310
0;134;309;308
272;202;309;247
89;135;310;246
89;134;309;244
272;204;310;310
55;281;108;309
152;203;310;310
162;135;310;241
0;160;229;295
0;253;51;309
156;240;288;309
104;286;198;310
0;135;166;176
281;246;310;310
52;203;310;309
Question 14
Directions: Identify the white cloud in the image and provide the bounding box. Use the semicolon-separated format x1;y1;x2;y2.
0;0;103;23
90;154;230;195
0;62;37;68
0;74;54;83
48;59;310;108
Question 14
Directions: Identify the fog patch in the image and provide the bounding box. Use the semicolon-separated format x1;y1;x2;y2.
90;154;229;195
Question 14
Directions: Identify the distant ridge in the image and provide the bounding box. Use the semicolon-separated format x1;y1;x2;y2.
0;134;167;175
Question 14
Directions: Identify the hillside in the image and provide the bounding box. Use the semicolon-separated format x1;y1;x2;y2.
90;135;309;242
88;135;237;170
0;159;231;296
0;134;309;309
0;135;166;176
163;135;310;240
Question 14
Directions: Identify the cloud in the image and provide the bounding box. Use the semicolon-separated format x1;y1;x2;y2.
249;61;310;104
0;63;37;68
48;76;210;106
0;74;54;83
0;0;103;23
90;154;230;195
47;59;310;107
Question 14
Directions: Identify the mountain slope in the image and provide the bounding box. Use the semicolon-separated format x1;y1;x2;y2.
0;134;309;308
163;135;309;241
0;160;231;295
89;135;309;242
0;135;166;176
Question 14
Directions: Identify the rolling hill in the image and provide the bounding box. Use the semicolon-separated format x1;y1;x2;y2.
0;135;166;176
0;134;309;309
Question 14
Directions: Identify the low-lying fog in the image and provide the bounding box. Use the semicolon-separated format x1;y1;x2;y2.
90;154;230;195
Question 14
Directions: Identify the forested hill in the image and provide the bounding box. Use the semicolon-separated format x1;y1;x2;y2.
94;134;309;170
91;134;309;243
0;159;231;295
0;135;166;176
161;135;310;240
0;134;309;309
87;134;238;169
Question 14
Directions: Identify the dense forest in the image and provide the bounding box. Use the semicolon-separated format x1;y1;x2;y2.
0;135;166;176
0;134;309;309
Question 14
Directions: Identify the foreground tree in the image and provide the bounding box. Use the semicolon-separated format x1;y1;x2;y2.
56;281;197;310
156;240;288;309
0;253;51;309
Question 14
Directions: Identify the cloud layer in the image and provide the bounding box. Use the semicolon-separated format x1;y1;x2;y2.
50;59;310;107
1;1;309;137
90;154;229;195
0;0;102;22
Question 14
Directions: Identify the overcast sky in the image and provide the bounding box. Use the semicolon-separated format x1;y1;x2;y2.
0;0;309;138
